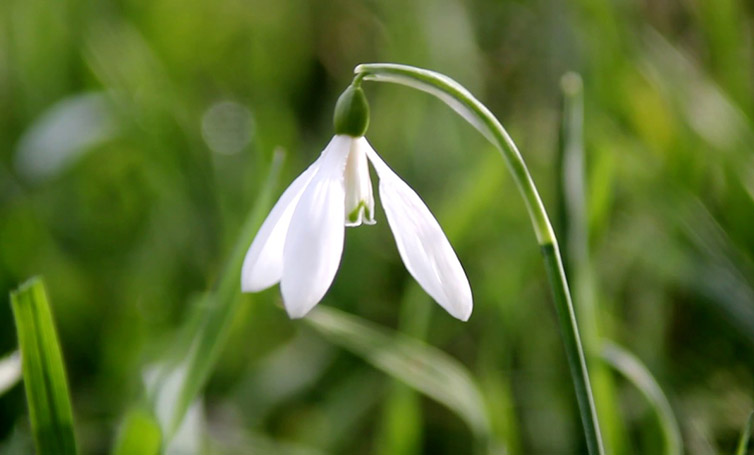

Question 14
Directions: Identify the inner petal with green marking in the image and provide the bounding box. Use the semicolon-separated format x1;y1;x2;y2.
343;137;375;227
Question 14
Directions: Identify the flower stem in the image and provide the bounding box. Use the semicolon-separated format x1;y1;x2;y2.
353;63;605;455
540;243;604;455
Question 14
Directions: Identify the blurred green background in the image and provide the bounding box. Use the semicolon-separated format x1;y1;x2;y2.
2;0;754;453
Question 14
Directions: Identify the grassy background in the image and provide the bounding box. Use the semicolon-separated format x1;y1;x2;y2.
1;0;754;453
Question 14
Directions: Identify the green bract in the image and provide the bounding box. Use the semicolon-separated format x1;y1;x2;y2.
333;84;369;137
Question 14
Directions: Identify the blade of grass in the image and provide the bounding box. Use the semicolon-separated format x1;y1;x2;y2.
638;192;754;348
10;277;78;455
378;382;423;455
112;408;162;455
674;198;754;348
557;72;625;454
736;411;753;455
306;306;493;452
601;341;682;455
376;286;429;455
639;28;754;201
148;147;286;438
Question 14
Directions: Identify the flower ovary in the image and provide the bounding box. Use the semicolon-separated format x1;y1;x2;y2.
333;85;370;137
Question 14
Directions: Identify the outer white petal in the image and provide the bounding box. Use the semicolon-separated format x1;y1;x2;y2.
241;160;320;292
281;136;351;318
363;139;473;320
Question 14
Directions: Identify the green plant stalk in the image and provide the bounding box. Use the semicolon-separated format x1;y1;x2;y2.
10;277;78;455
377;286;430;455
558;72;624;454
601;342;682;455
152;149;286;438
354;63;605;455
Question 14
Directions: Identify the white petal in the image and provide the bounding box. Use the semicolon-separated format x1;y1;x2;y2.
364;140;473;321
241;160;320;292
281;136;351;318
344;138;375;226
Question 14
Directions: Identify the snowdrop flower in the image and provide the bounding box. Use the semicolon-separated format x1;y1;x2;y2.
241;84;472;320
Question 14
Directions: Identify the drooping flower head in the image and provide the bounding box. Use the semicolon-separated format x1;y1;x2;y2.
241;82;472;320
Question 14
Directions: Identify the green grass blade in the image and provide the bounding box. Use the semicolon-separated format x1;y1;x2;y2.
601;341;682;455
306;306;492;447
557;72;625;455
150;148;286;438
736;411;754;455
376;288;431;455
378;382;423;455
640;29;754;201
111;148;284;452
0;350;22;396
10;277;78;455
112;408;162;455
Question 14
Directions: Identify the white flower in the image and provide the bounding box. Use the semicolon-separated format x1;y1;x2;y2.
241;134;473;321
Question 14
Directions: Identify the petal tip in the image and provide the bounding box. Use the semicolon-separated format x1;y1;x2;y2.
283;299;317;319
240;268;253;293
445;296;472;321
240;277;256;293
455;304;473;322
241;262;272;293
281;276;326;320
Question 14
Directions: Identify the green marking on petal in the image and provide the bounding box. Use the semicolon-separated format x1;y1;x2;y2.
348;201;368;223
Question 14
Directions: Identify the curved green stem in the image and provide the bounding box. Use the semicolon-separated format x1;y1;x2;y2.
354;63;605;455
601;342;682;455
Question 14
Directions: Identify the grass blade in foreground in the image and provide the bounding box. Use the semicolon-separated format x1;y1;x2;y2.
376;289;429;455
10;277;78;455
557;72;624;454
147;148;286;438
601;342;682;455
112;408;161;455
736;411;754;455
354;63;604;455
306;306;493;452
